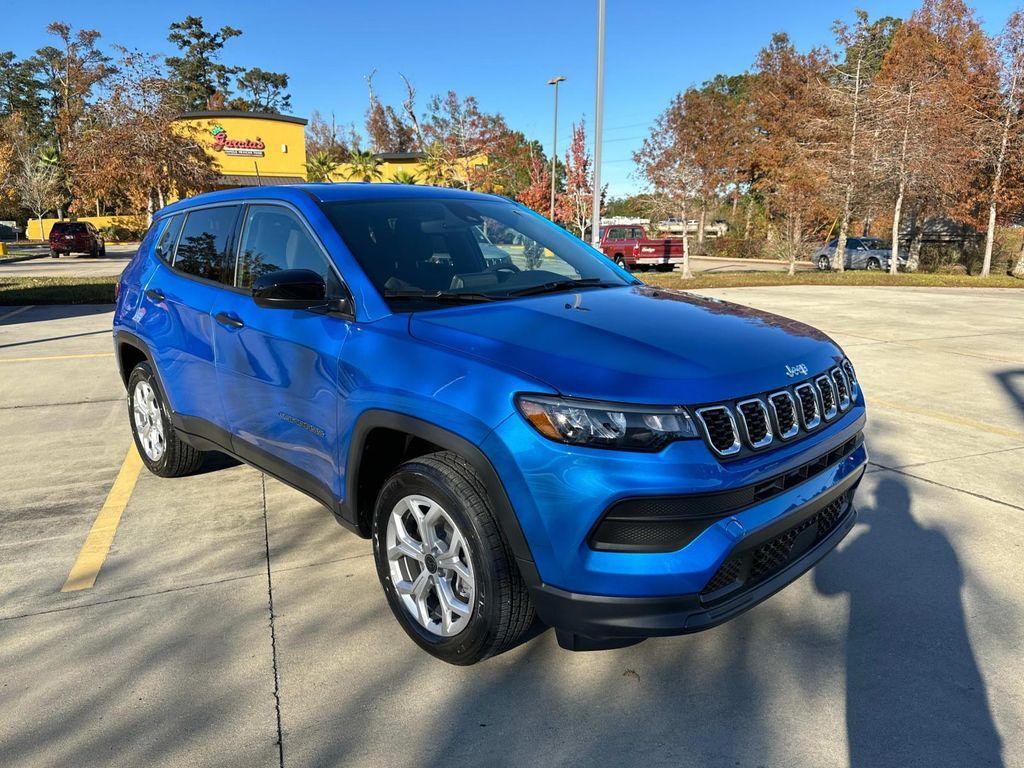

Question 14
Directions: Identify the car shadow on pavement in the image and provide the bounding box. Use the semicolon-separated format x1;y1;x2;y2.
814;477;1004;768
994;369;1024;426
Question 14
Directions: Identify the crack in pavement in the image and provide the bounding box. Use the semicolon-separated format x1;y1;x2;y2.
261;474;286;768
0;398;122;411
867;461;1024;512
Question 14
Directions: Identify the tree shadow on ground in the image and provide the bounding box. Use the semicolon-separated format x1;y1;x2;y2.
815;477;1004;768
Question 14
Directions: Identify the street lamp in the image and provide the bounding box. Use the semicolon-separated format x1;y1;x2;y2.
548;75;566;220
591;0;605;246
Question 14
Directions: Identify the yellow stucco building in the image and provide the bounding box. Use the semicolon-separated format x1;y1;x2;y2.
175;110;310;187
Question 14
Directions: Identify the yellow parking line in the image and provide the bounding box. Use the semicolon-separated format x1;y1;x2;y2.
870;397;1024;440
61;445;143;592
0;352;113;364
0;305;35;322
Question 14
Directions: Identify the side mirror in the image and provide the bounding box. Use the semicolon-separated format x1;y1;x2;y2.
252;269;330;310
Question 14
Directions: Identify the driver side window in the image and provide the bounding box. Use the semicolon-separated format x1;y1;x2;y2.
236;205;342;297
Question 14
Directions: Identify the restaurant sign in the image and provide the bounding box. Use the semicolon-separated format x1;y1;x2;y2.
210;124;265;157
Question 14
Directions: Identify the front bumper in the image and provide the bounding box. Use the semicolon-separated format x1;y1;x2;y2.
483;402;866;598
636;256;684;264
527;465;862;638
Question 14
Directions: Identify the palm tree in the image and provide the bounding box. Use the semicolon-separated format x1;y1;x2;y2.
345;150;383;182
417;142;450;187
305;150;339;182
390;169;418;185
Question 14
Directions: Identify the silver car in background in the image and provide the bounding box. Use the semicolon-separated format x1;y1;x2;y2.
814;237;909;271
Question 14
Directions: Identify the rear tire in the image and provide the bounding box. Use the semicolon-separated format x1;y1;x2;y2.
50;250;60;258
614;256;630;272
127;361;206;478
866;257;881;271
372;451;534;665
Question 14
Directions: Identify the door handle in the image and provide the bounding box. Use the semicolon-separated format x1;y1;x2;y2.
145;288;165;302
214;312;244;329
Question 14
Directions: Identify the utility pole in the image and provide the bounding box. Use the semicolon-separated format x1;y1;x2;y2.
548;75;566;220
591;0;606;246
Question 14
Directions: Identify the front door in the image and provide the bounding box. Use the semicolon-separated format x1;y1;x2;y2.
212;203;351;499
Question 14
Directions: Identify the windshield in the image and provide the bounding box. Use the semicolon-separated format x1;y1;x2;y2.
322;197;632;307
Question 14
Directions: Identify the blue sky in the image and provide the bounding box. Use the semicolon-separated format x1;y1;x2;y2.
6;0;1022;196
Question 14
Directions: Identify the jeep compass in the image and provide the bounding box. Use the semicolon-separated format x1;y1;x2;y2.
113;184;867;665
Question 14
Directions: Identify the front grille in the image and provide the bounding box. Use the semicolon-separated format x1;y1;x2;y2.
737;399;772;448
695;406;740;456
689;358;859;459
700;492;852;600
816;376;838;420
768;391;799;439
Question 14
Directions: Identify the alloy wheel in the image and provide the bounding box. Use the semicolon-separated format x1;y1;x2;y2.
132;380;166;461
386;494;475;637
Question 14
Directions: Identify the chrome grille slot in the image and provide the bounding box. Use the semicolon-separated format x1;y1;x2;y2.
695;406;741;456
737;398;773;449
794;383;821;430
831;367;851;411
842;359;859;398
768;391;800;440
816;376;838;421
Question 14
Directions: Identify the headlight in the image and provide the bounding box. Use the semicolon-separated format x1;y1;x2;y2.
516;394;698;451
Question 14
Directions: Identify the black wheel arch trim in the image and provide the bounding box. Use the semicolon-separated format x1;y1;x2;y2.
345;409;539;582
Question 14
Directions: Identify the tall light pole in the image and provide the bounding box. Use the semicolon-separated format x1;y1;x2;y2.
590;0;606;246
548;75;566;220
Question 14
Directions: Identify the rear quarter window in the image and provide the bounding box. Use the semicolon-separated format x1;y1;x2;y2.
153;215;184;263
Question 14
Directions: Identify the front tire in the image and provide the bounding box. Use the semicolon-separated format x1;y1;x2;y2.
372;451;534;665
818;255;831;271
127;361;206;477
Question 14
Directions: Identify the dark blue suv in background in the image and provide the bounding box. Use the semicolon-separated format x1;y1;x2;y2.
113;184;867;664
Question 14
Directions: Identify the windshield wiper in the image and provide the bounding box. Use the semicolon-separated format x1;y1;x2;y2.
383;290;498;303
502;278;620;298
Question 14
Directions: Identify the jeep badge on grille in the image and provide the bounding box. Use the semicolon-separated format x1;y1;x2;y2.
785;363;809;378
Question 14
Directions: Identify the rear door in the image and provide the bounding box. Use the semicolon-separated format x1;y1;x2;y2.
137;204;241;435
212;203;351;500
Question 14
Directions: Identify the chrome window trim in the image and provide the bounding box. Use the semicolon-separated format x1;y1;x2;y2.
736;398;774;449
767;390;800;440
794;382;822;430
695;405;742;457
815;375;839;421
831;366;852;412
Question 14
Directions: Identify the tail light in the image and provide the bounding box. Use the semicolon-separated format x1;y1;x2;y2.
114;280;122;301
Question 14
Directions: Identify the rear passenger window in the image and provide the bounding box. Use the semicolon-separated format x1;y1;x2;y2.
236;206;342;297
174;206;238;283
154;215;183;263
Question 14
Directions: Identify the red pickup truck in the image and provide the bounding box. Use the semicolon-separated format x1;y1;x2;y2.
598;225;684;272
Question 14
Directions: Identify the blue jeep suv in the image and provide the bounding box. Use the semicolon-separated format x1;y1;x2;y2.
113;184;867;664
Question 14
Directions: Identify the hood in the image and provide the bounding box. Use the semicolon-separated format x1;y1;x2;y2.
409;286;843;403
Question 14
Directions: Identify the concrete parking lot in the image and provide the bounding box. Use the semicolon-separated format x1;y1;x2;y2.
0;244;136;278
0;245;808;278
1;287;1022;768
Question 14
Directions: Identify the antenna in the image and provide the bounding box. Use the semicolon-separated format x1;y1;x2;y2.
253;161;263;187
